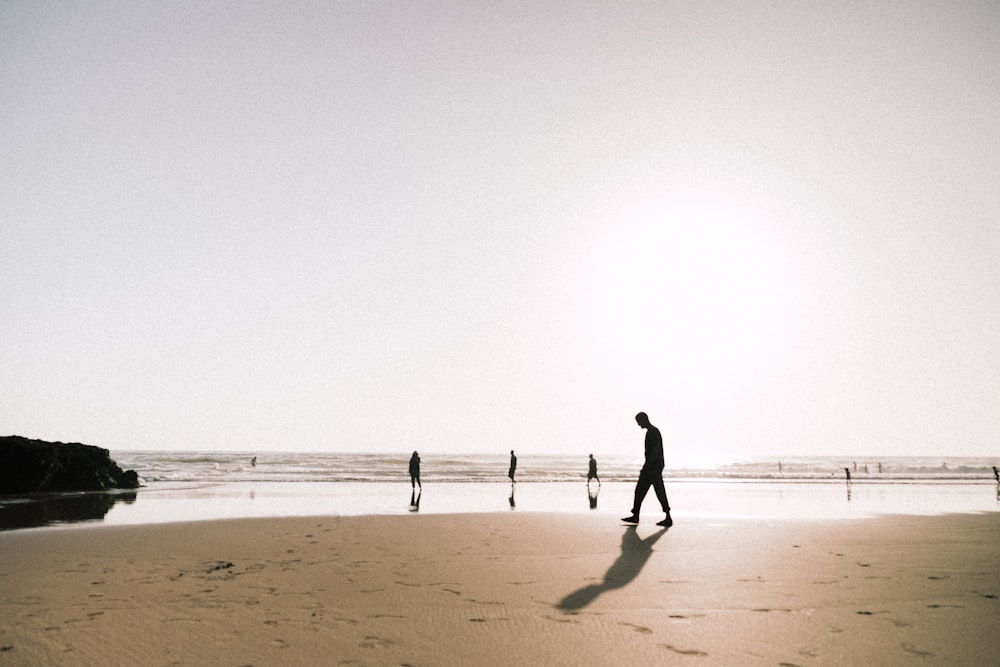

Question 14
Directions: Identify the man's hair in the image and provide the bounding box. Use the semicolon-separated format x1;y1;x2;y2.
635;411;648;421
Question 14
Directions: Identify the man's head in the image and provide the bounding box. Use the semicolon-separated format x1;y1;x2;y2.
635;412;650;428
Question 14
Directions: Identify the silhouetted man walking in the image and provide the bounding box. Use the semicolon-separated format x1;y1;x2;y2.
409;451;421;489
587;454;600;485
508;450;517;483
622;412;672;527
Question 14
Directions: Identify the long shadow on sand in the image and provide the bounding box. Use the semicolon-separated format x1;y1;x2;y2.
557;526;667;611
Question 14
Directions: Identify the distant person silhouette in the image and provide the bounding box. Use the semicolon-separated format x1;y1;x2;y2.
844;467;851;483
409;451;421;489
587;454;600;485
250;456;256;468
508;450;517;483
994;466;999;483
621;412;672;527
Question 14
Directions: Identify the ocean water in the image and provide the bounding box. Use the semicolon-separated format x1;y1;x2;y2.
111;451;1000;485
2;452;998;532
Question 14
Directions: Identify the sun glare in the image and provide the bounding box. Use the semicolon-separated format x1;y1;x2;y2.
580;192;800;401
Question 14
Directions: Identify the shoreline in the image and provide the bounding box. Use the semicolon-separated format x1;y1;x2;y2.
3;478;998;533
2;511;999;664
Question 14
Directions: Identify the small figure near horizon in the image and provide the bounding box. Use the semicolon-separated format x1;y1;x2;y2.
621;412;672;527
587;454;600;486
508;450;517;483
993;466;999;483
250;456;256;468
409;451;421;489
845;467;852;484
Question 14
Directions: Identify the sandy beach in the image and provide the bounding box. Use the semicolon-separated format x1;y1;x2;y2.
1;511;998;665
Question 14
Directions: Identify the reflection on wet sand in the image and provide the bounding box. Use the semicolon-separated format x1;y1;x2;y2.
409;488;421;512
0;491;137;531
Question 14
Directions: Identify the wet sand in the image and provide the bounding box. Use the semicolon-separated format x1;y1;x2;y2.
1;512;998;665
9;478;998;531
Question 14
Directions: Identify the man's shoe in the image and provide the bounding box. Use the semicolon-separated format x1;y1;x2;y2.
621;515;639;524
656;515;673;528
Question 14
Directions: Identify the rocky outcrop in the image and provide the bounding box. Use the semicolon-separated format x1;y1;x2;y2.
0;436;140;494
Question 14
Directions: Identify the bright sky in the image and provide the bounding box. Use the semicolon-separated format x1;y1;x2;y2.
3;2;998;461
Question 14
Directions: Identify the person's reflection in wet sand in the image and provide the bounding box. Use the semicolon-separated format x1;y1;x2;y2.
588;484;599;509
408;488;421;512
508;482;516;509
557;526;667;611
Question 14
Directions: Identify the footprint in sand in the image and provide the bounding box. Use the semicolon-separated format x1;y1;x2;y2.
543;614;578;624
901;643;933;658
621;622;652;633
660;644;708;656
359;636;392;649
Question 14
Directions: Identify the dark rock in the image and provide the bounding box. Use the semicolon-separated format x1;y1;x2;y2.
0;436;141;494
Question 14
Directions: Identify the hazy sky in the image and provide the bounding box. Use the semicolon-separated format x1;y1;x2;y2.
3;1;998;461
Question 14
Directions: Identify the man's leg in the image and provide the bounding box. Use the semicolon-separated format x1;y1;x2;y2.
631;472;653;516
651;472;670;513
